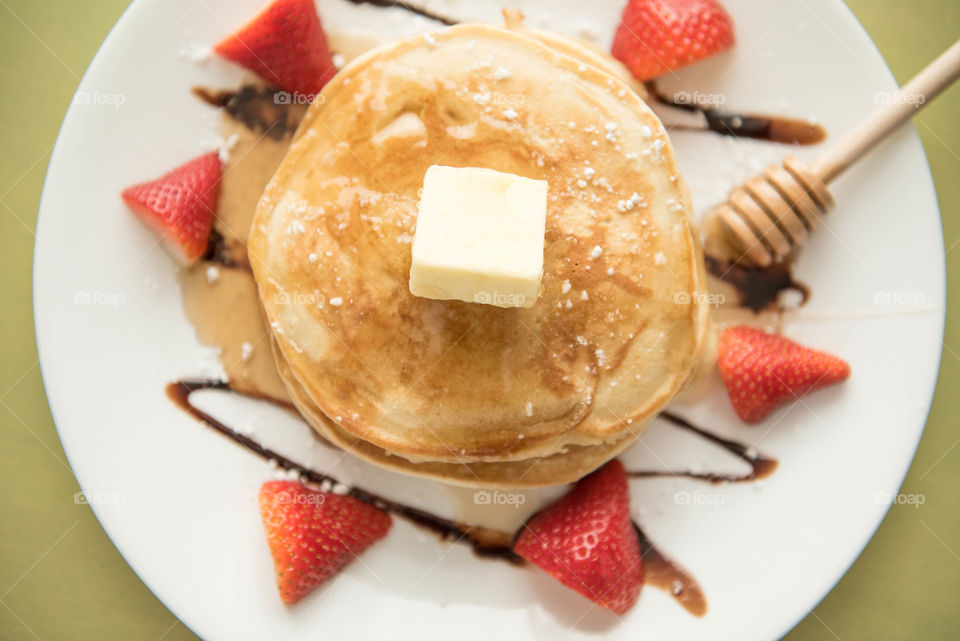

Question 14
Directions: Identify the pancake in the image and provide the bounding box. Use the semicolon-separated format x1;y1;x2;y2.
248;23;709;483
269;334;643;487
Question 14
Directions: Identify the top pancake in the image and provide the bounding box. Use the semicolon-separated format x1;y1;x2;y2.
248;23;708;465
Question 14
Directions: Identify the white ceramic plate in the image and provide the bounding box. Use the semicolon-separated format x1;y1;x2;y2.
34;0;945;639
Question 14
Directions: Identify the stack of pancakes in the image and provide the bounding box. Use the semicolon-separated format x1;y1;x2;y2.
248;21;709;488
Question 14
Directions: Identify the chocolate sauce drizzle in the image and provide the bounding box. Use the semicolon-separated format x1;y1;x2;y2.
636;524;706;616
192;85;306;140
166;378;779;616
166;379;520;563
204;229;251;270
647;82;827;146
631;412;778;483
346;0;457;25
705;253;810;313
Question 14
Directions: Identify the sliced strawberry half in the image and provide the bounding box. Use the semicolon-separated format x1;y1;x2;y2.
612;0;735;82
121;152;221;265
259;480;392;605
214;0;336;98
717;326;851;423
513;460;643;614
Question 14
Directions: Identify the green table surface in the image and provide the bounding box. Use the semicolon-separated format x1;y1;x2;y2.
1;1;957;639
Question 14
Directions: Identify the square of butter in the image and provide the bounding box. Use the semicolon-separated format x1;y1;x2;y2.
409;165;548;308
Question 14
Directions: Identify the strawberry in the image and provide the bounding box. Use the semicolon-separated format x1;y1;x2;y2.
258;480;391;605
121;152;221;265
513;460;643;614
717;326;851;423
214;0;336;98
611;0;735;82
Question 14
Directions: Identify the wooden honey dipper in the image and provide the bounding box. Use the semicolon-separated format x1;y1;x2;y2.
708;39;960;267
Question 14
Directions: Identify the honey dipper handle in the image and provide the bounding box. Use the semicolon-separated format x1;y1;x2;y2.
812;38;960;183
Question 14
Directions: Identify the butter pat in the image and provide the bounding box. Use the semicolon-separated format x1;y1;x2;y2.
410;166;548;308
